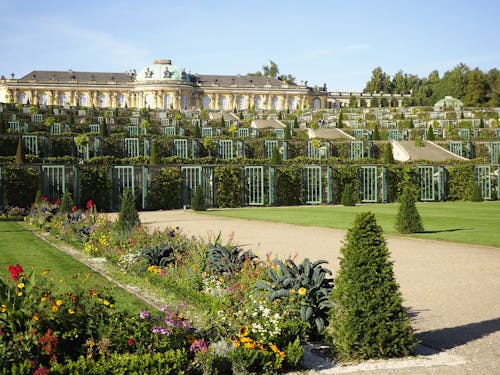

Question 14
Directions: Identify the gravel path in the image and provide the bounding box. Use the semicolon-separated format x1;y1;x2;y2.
140;210;500;374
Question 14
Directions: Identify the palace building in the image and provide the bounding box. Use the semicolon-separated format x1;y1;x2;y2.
0;59;332;111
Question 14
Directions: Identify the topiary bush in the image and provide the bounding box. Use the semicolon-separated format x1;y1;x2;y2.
327;211;416;361
190;187;206;211
148;167;181;210
341;183;356;206
470;183;483;202
395;186;424;233
116;188;140;232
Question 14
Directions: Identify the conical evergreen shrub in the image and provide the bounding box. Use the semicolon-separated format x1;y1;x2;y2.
327;212;416;361
191;187;206;211
341;184;355;206
470;183;483;202
59;191;74;213
15;137;24;164
116;188;140;232
395;187;424;234
383;143;395;164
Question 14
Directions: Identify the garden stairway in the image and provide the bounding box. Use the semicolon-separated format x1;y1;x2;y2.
312;128;354;139
393;141;466;162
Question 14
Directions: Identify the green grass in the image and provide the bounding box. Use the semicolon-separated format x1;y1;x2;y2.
0;221;149;314
200;201;500;248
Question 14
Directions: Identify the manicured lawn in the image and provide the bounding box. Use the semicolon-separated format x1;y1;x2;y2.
0;221;149;314
200;201;500;248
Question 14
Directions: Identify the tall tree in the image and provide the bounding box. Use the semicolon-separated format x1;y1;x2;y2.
463;68;489;106
364;67;392;93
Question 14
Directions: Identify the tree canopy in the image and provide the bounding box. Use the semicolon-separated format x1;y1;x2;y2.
248;60;296;85
363;63;500;107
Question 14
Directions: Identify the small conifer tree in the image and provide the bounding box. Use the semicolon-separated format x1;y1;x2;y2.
372;125;380;141
293;116;298;129
59;191;74;213
116;188;140;232
327;212;416;361
426;124;435;141
341;183;355;206
191;187;206;211
150;141;159;165
383;143;395;164
395;187;424;233
34;190;42;204
15;137;25;164
470;183;483;202
270;146;282;165
338;110;343;128
479;118;485;128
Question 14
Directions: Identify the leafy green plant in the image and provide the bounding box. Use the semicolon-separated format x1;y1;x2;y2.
341;183;355;206
255;258;333;334
59;191;74;213
470;183;483;202
206;244;257;276
140;243;174;268
327;212;416;361
148;168;181;210
190;187;206;211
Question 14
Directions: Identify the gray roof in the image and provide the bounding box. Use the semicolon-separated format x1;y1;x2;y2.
197;74;287;87
18;70;132;83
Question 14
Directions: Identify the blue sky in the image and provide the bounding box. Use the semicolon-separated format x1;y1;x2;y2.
1;0;498;91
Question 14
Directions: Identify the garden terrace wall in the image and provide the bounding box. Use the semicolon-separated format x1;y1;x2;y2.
1;163;499;210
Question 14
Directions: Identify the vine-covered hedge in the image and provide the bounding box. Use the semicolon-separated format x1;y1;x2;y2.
148;167;182;210
1;166;39;207
214;165;243;207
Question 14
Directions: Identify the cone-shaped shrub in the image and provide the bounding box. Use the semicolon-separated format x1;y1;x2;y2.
116;188;140;232
15;137;24;164
341;184;355;206
383;143;395;164
327;212;416;361
59;191;74;213
395;187;424;233
470;183;483;202
191;187;206;211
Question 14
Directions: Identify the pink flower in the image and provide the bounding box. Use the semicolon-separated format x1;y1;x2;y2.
41;196;50;203
33;367;49;375
86;200;94;209
71;205;78;212
190;339;209;354
54;199;61;206
127;337;134;346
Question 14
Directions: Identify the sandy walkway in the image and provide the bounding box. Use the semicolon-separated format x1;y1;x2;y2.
139;210;500;374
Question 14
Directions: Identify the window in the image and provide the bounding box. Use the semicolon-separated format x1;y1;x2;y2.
164;94;172;109
181;95;188;110
272;97;280;110
144;94;153;108
254;96;262;110
313;98;321;109
202;95;211;110
97;94;106;108
19;93;28;104
288;98;296;111
220;96;228;110
79;94;87;107
237;96;246;110
39;93;48;105
58;93;67;106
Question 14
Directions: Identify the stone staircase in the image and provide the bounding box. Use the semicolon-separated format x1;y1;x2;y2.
394;141;465;162
312;128;354;140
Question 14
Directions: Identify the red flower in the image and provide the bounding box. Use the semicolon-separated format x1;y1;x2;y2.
127;337;134;346
86;200;94;209
54;199;61;206
71;205;78;212
33;367;49;375
41;196;50;203
8;264;23;280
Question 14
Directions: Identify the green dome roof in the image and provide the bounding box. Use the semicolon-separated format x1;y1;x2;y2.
135;59;189;82
434;96;463;110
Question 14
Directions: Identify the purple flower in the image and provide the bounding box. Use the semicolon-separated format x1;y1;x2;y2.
169;231;175;238
152;326;170;335
190;339;209;354
139;310;151;320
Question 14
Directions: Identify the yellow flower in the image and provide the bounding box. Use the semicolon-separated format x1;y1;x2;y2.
1;304;7;313
40;297;46;303
269;343;280;353
56;300;63;306
68;309;75;314
233;340;240;348
17;282;25;289
240;336;252;343
218;276;225;283
109;304;115;310
103;300;110;306
17;292;23;297
244;342;255;349
239;325;249;337
290;297;296;303
289;289;295;294
298;287;307;296
52;305;58;312
32;315;39;322
85;273;92;278
42;269;50;275
88;338;95;347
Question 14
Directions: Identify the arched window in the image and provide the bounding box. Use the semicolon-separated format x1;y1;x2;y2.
117;94;125;108
288;98;296;111
272;96;280;110
39;93;48;105
181;95;188;110
237;96;246;111
254;96;262;110
97;94;106;108
79;94;87;107
58;93;67;106
19;93;28;104
202;95;211;110
144;93;153;108
163;94;172;109
220;95;228;110
313;97;321;109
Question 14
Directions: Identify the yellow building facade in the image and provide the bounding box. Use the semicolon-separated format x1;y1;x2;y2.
0;59;329;110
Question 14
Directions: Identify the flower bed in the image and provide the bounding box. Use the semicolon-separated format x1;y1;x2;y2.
0;198;335;374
